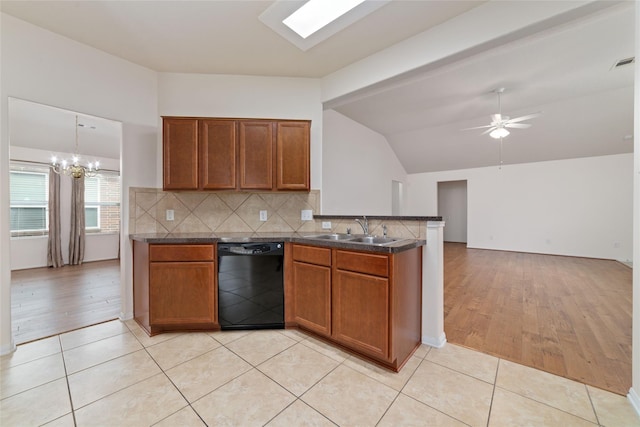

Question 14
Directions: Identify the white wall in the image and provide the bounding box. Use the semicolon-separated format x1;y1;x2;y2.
406;153;633;262
322;109;408;214
1;13;159;353
157;72;323;191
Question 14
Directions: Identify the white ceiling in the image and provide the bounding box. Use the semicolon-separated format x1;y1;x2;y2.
1;0;635;173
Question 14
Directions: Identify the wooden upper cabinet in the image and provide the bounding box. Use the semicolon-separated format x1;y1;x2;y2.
162;116;310;192
199;119;237;190
239;121;274;190
276;121;310;191
163;118;198;190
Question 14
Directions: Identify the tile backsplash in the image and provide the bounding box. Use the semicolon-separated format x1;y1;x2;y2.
129;188;321;234
129;187;426;239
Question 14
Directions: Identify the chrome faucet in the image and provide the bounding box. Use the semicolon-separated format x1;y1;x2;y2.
355;216;369;235
382;224;388;237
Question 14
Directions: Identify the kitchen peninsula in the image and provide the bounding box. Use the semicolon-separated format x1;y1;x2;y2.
131;227;429;371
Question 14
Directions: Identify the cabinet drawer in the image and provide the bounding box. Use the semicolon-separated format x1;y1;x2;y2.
335;250;389;277
292;244;331;266
149;244;214;262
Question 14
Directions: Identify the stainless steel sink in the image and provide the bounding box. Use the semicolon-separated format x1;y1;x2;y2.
303;233;354;241
348;236;400;245
303;234;410;246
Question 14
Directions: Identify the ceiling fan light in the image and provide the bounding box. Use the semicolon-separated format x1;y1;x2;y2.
489;127;510;139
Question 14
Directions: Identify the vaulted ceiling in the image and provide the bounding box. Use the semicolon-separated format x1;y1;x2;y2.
2;0;635;172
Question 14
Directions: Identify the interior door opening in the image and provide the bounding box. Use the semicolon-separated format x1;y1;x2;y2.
437;180;467;243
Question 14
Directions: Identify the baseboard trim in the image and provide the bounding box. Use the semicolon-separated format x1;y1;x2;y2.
422;332;447;348
628;388;640;418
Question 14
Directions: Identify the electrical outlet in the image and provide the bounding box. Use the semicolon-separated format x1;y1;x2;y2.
260;210;268;221
166;209;174;221
322;221;332;229
301;209;313;221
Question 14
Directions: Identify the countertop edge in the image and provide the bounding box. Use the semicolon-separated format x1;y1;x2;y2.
313;215;442;221
129;233;426;254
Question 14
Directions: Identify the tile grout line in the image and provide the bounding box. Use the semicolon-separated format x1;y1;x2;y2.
58;334;79;427
584;383;603;426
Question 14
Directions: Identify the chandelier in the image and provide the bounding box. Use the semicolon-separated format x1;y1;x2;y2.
51;115;99;179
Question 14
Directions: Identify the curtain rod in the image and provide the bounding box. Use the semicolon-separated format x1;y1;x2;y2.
10;158;120;174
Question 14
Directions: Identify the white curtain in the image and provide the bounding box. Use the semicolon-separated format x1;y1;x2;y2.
47;170;63;268
69;176;85;265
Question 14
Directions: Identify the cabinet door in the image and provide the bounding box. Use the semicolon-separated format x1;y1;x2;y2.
239;121;273;189
276;121;310;191
163;118;198;190
333;269;390;360
293;261;331;337
149;261;216;325
199;119;237;190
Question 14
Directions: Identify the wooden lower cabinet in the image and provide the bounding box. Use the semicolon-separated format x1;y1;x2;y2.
291;245;332;337
289;243;422;371
332;269;390;360
133;241;218;335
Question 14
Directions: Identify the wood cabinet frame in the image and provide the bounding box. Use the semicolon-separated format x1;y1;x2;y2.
162;117;310;192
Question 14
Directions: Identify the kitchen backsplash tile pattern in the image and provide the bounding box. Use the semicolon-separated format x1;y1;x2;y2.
129;187;426;239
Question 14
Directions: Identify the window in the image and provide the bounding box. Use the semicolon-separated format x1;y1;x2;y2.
84;171;120;233
10;163;49;237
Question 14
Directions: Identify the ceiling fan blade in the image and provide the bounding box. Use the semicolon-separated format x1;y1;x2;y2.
461;124;493;131
505;123;531;129
481;127;497;135
507;112;541;124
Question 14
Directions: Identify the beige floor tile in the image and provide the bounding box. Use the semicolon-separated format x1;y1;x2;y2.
300;335;350;363
378;394;467;426
302;364;398;426
426;343;499;384
1;335;61;370
153;406;207;427
42;413;76;427
125;319;184;347
146;333;220;370
166;345;252;402
74;373;188;427
496;359;597;423
403;360;493;426
0;378;71;426
258;342;340;396
413;343;431;359
490;387;597;426
226;330;297;365
587;385;640;426
63;331;143;374
192;369;296;426
266;400;336;427
277;328;310;342
343;354;421;391
0;352;66;399
209;329;252;345
60;319;128;350
68;349;162;409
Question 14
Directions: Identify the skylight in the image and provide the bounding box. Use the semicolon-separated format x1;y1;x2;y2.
259;0;390;51
283;0;367;39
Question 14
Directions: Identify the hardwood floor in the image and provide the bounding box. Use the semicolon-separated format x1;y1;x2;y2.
11;259;121;345
444;242;633;395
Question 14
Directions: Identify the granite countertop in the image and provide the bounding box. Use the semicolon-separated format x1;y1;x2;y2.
129;232;426;254
313;215;442;221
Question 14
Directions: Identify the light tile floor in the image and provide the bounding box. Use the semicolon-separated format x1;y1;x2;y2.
1;319;639;427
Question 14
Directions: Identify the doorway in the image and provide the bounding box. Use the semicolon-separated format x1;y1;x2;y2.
8;98;123;344
437;180;467;243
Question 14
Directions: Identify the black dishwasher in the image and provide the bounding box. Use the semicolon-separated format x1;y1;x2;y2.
217;242;284;330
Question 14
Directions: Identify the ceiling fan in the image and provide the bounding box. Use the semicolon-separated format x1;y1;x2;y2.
463;88;541;139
